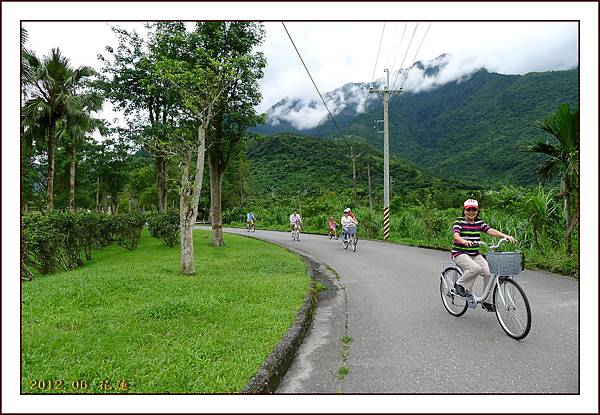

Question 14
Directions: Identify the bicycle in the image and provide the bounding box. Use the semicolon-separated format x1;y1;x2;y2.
328;227;339;240
439;238;531;340
291;222;301;242
246;220;255;232
342;224;358;252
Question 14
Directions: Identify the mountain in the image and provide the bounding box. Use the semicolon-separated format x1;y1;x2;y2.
253;82;380;137
253;55;578;186
244;133;475;201
348;68;578;185
253;53;453;137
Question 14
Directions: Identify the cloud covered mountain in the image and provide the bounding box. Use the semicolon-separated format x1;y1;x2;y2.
254;53;487;134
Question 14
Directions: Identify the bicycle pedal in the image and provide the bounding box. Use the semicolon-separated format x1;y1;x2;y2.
466;293;477;309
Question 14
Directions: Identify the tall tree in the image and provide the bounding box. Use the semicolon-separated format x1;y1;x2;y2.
157;27;235;275
98;24;181;211
528;103;579;254
22;48;94;210
195;22;267;246
57;93;105;211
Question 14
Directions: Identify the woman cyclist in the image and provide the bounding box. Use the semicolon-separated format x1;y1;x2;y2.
340;208;358;242
289;210;302;234
452;199;516;311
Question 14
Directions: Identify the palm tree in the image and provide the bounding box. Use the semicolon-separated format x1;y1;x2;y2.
22;48;94;210
528;103;579;255
57;93;105;211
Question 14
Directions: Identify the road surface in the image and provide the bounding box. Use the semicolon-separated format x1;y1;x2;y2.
205;226;579;393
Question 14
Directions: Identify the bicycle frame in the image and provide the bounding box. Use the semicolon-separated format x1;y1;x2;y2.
450;239;515;306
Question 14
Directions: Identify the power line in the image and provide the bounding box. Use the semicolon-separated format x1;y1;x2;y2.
370;22;386;83
398;23;432;90
391;23;419;91
281;22;349;145
389;23;408;80
385;23;399;70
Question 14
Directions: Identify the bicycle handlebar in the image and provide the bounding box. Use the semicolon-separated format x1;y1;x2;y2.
479;238;513;250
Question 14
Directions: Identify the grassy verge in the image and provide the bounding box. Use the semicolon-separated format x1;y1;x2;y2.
21;230;310;393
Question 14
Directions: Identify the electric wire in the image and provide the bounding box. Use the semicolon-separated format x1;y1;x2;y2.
389;23;408;82
398;23;432;91
281;22;350;145
370;22;386;83
391;23;419;90
385;23;399;70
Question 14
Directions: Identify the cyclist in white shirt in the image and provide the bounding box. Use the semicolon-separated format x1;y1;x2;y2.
340;208;358;242
289;211;302;233
246;212;256;229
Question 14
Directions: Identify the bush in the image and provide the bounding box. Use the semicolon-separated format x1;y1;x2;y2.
112;213;146;251
22;213;66;274
22;211;147;276
147;211;180;247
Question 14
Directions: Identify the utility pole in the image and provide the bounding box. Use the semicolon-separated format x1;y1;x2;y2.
346;146;361;207
369;68;401;240
367;164;373;212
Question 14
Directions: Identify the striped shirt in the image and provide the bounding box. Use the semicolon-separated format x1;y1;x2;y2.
451;217;490;257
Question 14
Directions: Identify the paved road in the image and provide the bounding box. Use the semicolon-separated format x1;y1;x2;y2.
208;227;579;393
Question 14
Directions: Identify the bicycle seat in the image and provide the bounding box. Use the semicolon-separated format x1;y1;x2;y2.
445;260;464;274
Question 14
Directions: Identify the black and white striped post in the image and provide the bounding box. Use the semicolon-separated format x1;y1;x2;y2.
383;206;390;240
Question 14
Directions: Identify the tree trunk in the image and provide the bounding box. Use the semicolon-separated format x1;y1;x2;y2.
112;195;119;215
208;151;224;247
96;177;101;211
46;125;56;211
563;177;573;255
180;125;207;275
156;156;168;212
180;149;196;275
68;144;76;212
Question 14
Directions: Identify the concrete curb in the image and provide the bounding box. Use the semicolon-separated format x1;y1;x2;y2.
240;254;319;394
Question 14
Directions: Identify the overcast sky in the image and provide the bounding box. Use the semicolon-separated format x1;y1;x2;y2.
22;20;578;116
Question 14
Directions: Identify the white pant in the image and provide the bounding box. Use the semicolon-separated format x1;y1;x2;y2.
454;254;492;299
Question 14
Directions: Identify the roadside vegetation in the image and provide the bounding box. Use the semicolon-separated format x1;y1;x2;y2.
225;184;578;277
21;230;310;393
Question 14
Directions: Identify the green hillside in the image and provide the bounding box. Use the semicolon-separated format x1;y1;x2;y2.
345;68;578;185
244;133;474;201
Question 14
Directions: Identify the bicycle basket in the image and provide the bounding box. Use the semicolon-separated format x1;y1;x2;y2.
486;251;523;276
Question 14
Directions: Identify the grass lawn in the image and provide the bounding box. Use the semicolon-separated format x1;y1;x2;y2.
21;229;310;393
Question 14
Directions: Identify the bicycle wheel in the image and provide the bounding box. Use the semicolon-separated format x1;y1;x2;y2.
352;235;357;252
493;277;531;340
343;236;348;249
440;267;468;317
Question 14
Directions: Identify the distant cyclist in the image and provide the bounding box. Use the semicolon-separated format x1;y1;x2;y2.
289;210;302;234
328;216;338;238
246;211;256;229
340;208;358;242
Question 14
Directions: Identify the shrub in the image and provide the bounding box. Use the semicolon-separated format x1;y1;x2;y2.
22;213;65;274
147;211;180;247
112;213;146;251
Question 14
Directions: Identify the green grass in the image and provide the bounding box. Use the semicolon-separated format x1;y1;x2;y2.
21;230;310;393
338;366;349;380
